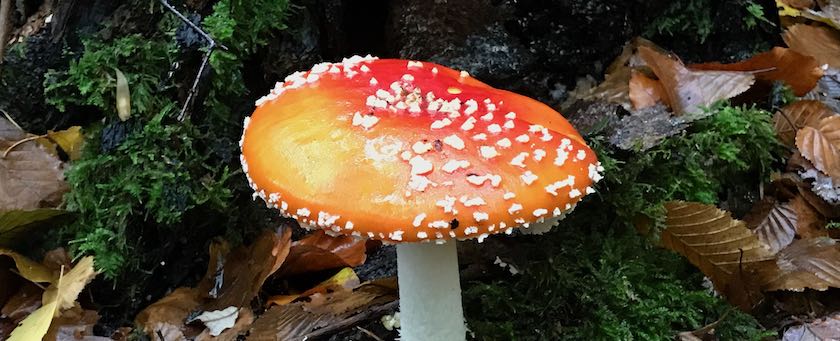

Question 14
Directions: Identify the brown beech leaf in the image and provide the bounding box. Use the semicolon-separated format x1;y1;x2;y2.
774;100;834;146
629;70;668;109
690;47;823;96
789;195;828;238
277;230;367;277
201;228;292;311
44;304;99;341
638;46;755;115
135;287;204;341
248;278;397;341
0;118;67;210
758;237;840;291
662;201;775;308
795;116;840;180
752;202;797;254
783;24;840;68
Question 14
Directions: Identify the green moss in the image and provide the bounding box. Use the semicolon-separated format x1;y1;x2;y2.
597;103;783;228
64;108;232;277
644;0;767;43
464;225;771;340
48;0;290;278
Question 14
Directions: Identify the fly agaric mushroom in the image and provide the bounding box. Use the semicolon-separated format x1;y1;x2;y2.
240;56;603;341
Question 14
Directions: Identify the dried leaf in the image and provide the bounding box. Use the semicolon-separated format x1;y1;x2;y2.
44;304;100;341
774;100;834;146
194;308;253;341
277;230;367;277
759;237;840;291
783;314;840;341
783;24;840;68
662;201;775;308
114;68;131;122
690;47;823;96
0;248;55;283
628;70;668;109
0;209;68;248
42;256;97;312
789;195;828;238
267;267;361;307
194;306;238;336
200;228;291;311
752;202;797;253
1;284;43;321
7;256;97;341
0;118;67;210
638;46;755;115
779;0;814;9
248;279;397;341
135;287;203;341
796;116;840;180
46;127;84;161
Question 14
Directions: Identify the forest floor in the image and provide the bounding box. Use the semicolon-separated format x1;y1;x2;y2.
2;0;840;340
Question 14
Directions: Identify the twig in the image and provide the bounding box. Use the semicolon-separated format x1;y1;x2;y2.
0;0;12;65
158;0;228;122
3;134;47;158
357;326;385;341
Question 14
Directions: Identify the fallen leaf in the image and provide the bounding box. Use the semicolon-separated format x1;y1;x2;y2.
44;304;99;341
277;230;367;277
7;256;97;341
42;256;97;311
802;67;840;113
194;308;253;341
248;278;398;341
607;104;699;151
779;0;814;9
200;228;291;311
783;24;840;68
774;100;834;146
115;68;131;121
193;306;238;336
135;287;203;341
0;209;68;248
752;202;797;253
801;1;840;29
662;201;776;308
638;46;755;115
0;249;55;283
690;47;823;96
783;314;840;341
46;127;84;161
789;194;829;238
628;70;668;109
759;237;840;291
796;116;840;180
0;118;67;210
1;284;43;321
267;267;361;307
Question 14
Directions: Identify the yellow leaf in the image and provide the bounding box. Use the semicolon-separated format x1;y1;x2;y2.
7;256;97;341
46;126;84;161
266;267;360;307
115;68;131;121
0;248;54;283
7;300;59;341
42;256;98;311
777;0;803;17
0;209;68;247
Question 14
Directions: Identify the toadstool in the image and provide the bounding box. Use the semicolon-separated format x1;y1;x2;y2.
240;56;603;341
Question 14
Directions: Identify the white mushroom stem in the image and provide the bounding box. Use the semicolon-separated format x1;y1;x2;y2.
396;241;466;341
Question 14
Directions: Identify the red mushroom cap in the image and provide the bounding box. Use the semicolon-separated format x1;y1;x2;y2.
240;56;603;243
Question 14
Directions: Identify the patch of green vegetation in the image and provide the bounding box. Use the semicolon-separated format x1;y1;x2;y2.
46;0;290;278
645;0;768;43
597;103;783;227
64;108;232;276
464;223;771;340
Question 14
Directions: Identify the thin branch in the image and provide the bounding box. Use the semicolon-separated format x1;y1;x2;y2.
158;0;227;122
3;134;47;158
0;0;12;65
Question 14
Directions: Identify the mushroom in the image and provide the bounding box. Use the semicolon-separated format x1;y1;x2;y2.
239;56;603;341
